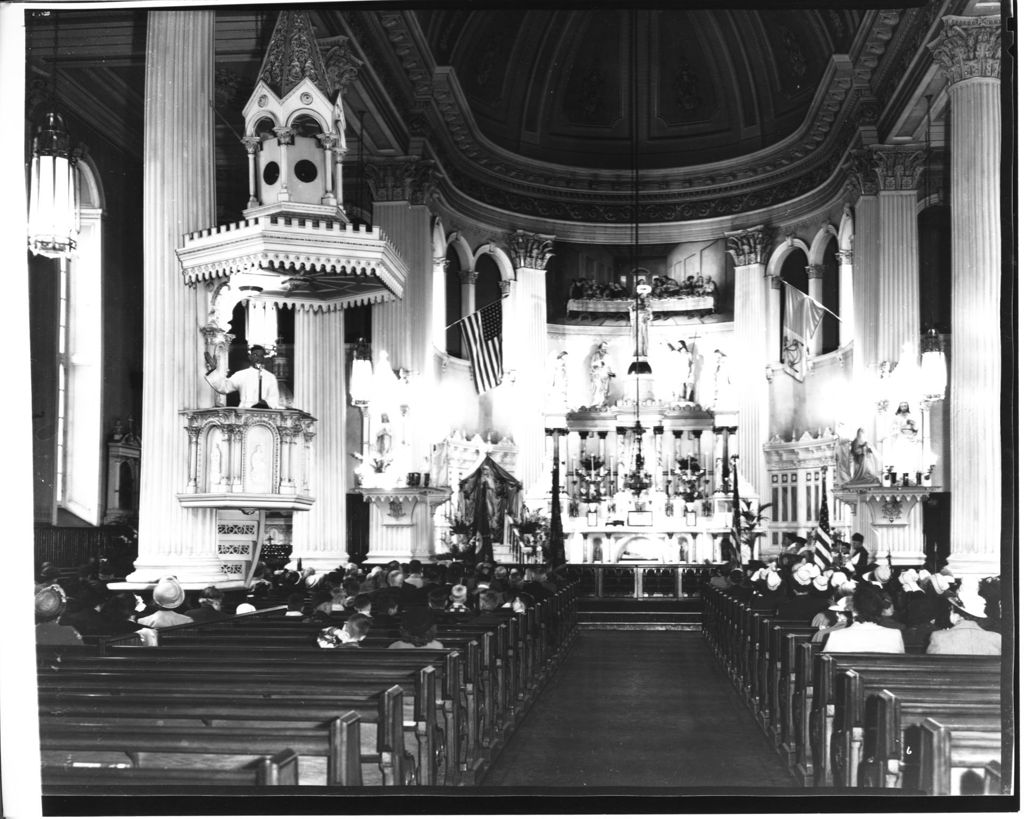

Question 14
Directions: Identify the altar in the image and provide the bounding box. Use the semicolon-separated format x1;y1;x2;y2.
564;520;731;564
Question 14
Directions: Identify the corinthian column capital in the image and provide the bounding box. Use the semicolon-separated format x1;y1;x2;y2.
724;224;772;267
928;15;1001;85
507;230;555;272
871;145;926;192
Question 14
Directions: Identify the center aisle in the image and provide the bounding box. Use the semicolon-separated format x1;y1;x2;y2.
482;630;795;788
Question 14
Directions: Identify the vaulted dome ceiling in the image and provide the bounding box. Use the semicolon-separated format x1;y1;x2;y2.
414;8;862;170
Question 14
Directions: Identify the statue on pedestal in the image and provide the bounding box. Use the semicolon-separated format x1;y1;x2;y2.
846;427;881;486
589;341;615;408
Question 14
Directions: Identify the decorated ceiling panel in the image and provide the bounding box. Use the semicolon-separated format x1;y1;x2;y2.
416;8;856;169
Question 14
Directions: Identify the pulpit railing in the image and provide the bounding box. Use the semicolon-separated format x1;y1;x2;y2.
177;407;317;510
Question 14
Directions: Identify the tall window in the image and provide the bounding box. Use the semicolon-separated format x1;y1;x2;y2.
820;236;840;354
445;245;462;357
57;160;104;523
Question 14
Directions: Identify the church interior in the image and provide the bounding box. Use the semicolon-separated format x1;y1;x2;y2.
2;0;1014;812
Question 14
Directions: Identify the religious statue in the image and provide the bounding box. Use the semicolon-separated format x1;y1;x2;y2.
548;350;569;409
589;341;614;408
883;400;922;477
847;427;881;485
667;339;695;403
711;348;735;409
375;414;393;460
629;279;653;359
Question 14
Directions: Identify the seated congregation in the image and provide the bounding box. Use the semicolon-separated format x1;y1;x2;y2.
702;541;1003;795
34;556;578;791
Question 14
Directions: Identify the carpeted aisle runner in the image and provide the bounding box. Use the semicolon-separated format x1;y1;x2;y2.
482;630;795;788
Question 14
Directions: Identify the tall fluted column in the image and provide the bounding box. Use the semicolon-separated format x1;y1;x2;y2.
368;160;435;470
725;226;772;500
873;145;924;365
806;264;825;356
129;11;220;584
837;248;854;346
848;152;881;383
505;231;555;498
929;15;1002;589
291;308;347;571
368;159;435;378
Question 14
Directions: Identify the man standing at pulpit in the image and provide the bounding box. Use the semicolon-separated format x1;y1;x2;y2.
204;344;281;409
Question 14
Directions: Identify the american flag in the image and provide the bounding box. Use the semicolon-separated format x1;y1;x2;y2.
457;299;503;394
812;488;833;570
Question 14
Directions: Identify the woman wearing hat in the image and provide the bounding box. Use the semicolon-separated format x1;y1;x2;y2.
34;585;84;645
137;577;194;628
926;593;1002;655
822;583;904;654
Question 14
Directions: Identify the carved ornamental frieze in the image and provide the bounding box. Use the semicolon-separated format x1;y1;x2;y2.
366;157;440;204
928;15;1001;86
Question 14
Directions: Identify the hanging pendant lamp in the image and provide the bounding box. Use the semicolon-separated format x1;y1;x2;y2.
28;14;79;259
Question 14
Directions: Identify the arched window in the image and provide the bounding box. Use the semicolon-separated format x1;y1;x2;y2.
445;245;462;357
778;249;809;362
918;205;952;334
820;236;840;354
56;159;104;523
475;254;502;314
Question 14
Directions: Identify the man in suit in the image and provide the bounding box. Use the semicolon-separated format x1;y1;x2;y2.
926;593;1002;655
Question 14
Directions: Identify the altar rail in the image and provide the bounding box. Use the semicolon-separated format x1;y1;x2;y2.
567;296;715;319
568;563;712;600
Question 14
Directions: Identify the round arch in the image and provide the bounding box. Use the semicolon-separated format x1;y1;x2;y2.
808;223;838;266
446;232;474;273
765;235;811;280
77;155;104;211
472;242;516;282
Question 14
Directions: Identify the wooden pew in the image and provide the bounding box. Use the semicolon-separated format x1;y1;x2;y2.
904;716;1003;795
767;623;816;756
808;653;1000;787
38;665;434;786
828;668;999;788
41;747;301;791
860;689;1001;789
39;671;407;786
43;647;472;785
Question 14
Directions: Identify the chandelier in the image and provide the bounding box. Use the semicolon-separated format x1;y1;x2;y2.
28;13;80;259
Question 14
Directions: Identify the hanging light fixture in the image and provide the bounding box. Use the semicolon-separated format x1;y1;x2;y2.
621;8;651;498
28;12;80;259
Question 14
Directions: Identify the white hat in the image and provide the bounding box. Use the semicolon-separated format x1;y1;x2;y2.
812;574;829;592
899;569;921;592
806;563;822;579
152;576;185;610
235;603;257;615
875;563;892;583
928;573;951;595
948;594;987;620
830;571;848;588
839;580;858;596
792;565;813;586
765;570;782;591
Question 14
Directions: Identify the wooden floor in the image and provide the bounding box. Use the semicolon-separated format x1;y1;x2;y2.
482;630;796;789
